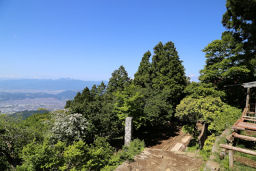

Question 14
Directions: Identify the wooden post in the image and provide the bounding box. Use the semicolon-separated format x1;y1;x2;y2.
254;103;256;123
246;88;250;109
229;148;234;169
255;103;256;114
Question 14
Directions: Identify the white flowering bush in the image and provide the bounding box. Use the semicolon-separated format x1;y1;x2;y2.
51;112;88;143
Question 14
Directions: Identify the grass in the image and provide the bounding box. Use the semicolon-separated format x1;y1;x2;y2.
101;139;145;171
217;155;256;171
186;138;210;161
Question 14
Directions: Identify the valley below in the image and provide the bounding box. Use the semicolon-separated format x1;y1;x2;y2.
0;79;104;114
0;97;66;114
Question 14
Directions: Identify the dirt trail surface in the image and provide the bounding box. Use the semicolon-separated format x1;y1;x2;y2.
116;131;203;171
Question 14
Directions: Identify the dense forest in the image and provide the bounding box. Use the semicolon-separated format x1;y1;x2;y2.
1;0;256;170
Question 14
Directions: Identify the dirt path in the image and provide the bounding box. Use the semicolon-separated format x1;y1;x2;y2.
116;130;203;171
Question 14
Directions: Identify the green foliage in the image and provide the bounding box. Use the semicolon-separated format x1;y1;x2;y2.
18;137;143;171
181;125;197;137
184;82;225;98
23;112;52;143
114;82;175;130
201;134;216;160
151;41;187;108
222;0;256;58
0;115;36;168
18;137;115;171
200;30;255;107
102;139;145;171
11;109;49;120
85;137;114;170
60;140;87;170
0;154;11;170
114;84;146;129
67;82;122;143
209;103;241;133
59;137;115;171
17;140;66;171
107;65;131;93
134;51;152;88
176;96;241;135
143;89;173;126
128;41;187;128
0;112;53;169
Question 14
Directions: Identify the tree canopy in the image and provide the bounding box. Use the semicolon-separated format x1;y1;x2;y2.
223;0;256;58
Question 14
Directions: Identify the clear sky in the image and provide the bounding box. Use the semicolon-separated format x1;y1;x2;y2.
0;0;226;81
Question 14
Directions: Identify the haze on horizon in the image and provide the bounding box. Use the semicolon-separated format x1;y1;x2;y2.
0;0;226;81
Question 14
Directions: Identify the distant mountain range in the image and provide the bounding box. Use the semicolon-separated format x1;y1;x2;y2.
0;78;107;114
0;90;77;101
0;78;106;91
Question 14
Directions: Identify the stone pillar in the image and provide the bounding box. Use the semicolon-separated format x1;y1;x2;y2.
125;117;132;145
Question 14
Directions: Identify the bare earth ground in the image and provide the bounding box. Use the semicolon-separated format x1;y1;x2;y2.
116;130;203;171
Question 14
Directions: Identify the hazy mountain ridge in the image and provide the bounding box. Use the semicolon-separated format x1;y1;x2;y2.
0;90;77;101
0;78;106;91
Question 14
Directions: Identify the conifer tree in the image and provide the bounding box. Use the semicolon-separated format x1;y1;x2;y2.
81;87;91;102
200;23;256;107
134;51;152;88
222;0;256;55
97;82;106;96
222;0;256;78
107;65;130;93
151;41;187;108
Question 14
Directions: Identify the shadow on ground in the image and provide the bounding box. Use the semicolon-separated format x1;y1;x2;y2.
134;121;180;147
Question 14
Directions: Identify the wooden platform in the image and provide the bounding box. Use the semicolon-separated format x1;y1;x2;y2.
232;107;256;131
236;121;256;131
222;81;256;169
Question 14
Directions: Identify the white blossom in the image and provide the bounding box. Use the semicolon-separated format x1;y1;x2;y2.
51;112;88;143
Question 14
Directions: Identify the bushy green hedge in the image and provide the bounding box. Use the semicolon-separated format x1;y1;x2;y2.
176;96;241;136
102;139;145;171
17;138;144;171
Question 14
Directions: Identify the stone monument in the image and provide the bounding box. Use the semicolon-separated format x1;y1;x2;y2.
125;117;132;145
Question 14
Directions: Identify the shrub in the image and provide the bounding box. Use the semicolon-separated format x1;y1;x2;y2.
51;112;88;144
18;137;115;171
176;96;241;135
102;139;145;171
201;134;216;160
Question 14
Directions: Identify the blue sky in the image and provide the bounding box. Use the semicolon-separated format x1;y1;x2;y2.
0;0;226;81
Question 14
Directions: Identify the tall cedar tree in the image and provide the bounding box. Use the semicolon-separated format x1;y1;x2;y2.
151;41;187;109
222;0;256;59
133;41;187;122
107;65;130;93
222;0;256;79
199;0;256;107
134;51;152;88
